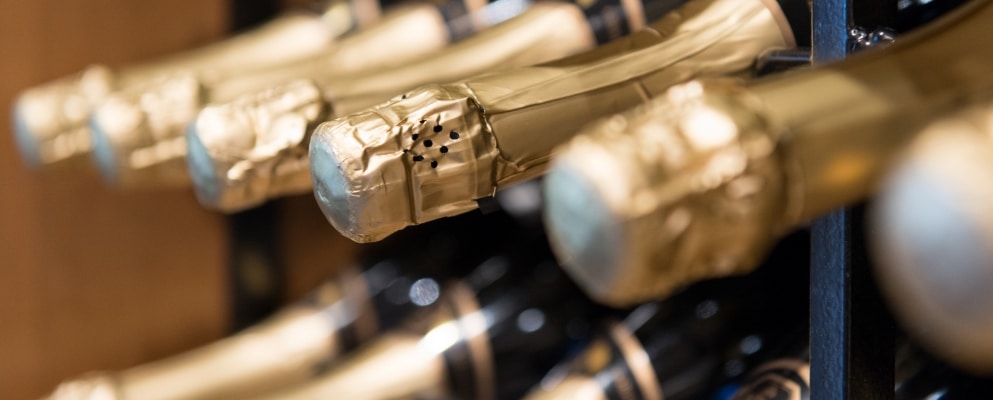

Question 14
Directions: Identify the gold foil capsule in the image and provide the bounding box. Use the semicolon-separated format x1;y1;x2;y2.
310;0;800;243
543;0;993;306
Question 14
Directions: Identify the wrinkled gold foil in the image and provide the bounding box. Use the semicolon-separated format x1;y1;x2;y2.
872;103;993;375
91;2;458;188
543;0;993;306
47;268;378;400
12;2;366;169
311;0;795;243
187;0;584;212
524;321;658;400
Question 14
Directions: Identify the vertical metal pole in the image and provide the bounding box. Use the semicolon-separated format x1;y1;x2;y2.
810;0;896;398
811;0;850;63
227;0;285;332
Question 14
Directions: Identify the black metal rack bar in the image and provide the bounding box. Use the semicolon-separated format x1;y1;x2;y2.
809;0;898;398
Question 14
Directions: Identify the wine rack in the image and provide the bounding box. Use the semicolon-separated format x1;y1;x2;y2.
809;2;897;399
219;0;973;398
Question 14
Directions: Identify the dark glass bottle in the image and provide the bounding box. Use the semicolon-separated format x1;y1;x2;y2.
46;208;523;400
263;231;613;400
527;231;811;400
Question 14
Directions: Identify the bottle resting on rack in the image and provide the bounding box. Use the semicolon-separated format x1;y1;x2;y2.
256;236;612;400
526;231;810;400
12;0;395;169
309;0;809;243
186;0;692;213
541;0;993;306
871;102;993;376
895;350;993;399
88;0;506;189
733;337;993;400
730;356;810;400
45;209;522;400
727;317;811;400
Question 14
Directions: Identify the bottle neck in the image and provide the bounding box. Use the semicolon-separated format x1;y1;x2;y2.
748;0;993;223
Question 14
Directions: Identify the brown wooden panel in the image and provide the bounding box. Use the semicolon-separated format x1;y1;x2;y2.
0;1;230;398
278;195;361;302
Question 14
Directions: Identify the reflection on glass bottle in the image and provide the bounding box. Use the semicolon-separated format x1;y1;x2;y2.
46;208;523;400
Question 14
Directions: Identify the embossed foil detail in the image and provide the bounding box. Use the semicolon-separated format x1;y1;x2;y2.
872;109;993;375
544;81;789;306
196;1;595;212
312;0;795;242
190;80;330;211
546;0;993;306
312;85;496;243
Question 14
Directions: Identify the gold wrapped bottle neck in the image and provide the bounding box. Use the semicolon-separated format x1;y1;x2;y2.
544;80;790;306
47;374;121;400
311;0;798;243
13;6;360;170
13;65;116;167
189;79;329;211
311;84;494;243
90;73;205;187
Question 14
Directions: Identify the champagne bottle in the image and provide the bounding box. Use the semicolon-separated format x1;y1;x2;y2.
256;234;612;400
730;357;810;400
526;231;809;400
88;0;509;189
541;0;992;306
12;0;396;169
44;209;522;400
871;103;993;375
187;0;689;213
308;0;809;243
731;340;935;400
